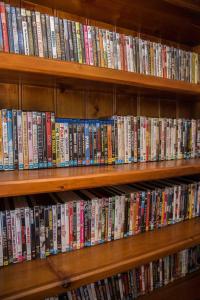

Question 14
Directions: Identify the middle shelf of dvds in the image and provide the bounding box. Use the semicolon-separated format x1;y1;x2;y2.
0;159;200;197
1;218;200;300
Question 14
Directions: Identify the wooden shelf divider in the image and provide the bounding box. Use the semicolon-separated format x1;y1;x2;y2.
1;158;200;197
0;53;200;95
1;218;200;300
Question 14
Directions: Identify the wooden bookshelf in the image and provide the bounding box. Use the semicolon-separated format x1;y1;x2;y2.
0;53;200;95
1;218;200;300
0;158;200;197
1;1;200;299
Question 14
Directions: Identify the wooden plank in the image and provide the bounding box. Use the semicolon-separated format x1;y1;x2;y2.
193;101;200;119
0;83;19;109
1;218;200;300
160;99;177;118
0;159;200;197
140;97;159;117
86;90;113;119
56;88;85;118
0;53;200;95
177;100;194;118
0;259;62;300
22;84;54;112
116;94;137;116
164;0;200;14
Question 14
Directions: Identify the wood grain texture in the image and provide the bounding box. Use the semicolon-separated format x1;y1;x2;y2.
0;83;19;109
0;53;200;96
116;94;137;116
22;85;54;112
86;91;113;119
56;89;85;119
1;218;200;300
160;99;177;118
140;97;159;117
164;0;200;14
0;159;200;197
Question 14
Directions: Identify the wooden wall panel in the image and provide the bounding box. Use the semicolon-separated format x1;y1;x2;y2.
116;94;137;116
22;85;54;111
177;100;193;118
86;91;113;119
193;101;200;119
0;83;19;109
160;99;177;118
56;89;85;118
140;97;159;117
0;80;198;121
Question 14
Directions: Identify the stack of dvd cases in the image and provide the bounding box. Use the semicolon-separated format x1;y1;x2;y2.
0;176;200;266
1;109;200;171
0;1;199;83
48;246;200;300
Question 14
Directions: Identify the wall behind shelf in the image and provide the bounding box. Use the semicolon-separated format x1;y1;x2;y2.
0;81;199;119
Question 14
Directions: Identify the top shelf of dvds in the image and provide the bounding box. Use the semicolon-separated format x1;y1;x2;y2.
0;1;200;96
20;0;200;47
0;52;200;96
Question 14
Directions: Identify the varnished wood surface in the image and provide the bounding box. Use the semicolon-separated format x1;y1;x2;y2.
0;53;200;95
1;218;200;300
164;0;200;14
0;159;200;197
141;270;200;300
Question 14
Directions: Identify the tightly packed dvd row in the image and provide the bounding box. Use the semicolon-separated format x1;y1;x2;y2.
1;176;200;267
46;245;200;300
1;109;200;170
0;2;199;83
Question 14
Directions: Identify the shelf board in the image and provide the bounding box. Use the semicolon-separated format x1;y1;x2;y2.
1;218;200;300
0;158;200;197
0;53;200;95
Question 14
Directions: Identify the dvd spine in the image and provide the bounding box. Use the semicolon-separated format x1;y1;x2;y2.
2;109;9;170
17;110;24;170
22;111;29;169
27;111;34;169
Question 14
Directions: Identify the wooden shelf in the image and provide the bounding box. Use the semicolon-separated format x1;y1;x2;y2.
1;218;200;300
0;53;200;95
1;158;200;197
141;270;200;300
0;159;200;197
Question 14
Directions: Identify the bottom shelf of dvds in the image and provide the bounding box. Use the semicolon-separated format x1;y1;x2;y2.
1;218;200;300
141;270;200;300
